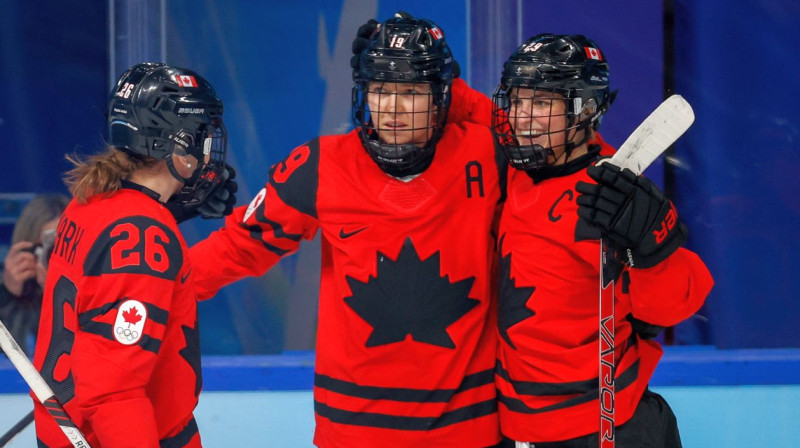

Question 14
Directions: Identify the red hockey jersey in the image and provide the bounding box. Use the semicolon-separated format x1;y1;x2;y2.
191;122;505;447
33;186;202;448
495;139;714;442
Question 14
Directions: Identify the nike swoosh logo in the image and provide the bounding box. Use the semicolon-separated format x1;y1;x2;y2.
180;268;193;284
339;227;367;239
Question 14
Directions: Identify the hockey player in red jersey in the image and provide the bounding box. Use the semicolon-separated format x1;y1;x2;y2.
191;14;505;448
32;63;234;448
490;34;714;447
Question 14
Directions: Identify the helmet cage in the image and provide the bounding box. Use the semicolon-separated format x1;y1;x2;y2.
168;119;228;207
491;34;611;171
492;84;595;170
351;15;453;177
352;80;449;177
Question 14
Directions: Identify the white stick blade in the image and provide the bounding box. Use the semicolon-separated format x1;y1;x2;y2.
609;94;695;175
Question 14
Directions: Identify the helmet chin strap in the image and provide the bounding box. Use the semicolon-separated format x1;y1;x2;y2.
165;131;205;189
166;157;199;188
561;119;593;163
530;121;590;178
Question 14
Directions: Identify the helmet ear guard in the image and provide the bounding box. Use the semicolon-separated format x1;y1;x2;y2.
108;120;138;151
578;97;595;115
592;89;617;130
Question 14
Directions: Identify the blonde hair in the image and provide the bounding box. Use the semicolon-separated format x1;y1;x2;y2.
11;194;70;244
63;146;158;203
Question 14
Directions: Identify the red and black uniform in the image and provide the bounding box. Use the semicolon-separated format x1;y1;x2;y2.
33;184;202;448
191;106;506;447
495;137;714;442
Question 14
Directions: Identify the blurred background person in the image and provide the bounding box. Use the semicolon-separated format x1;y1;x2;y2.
0;193;69;356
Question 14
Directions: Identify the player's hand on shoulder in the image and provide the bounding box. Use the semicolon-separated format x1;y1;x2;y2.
350;12;460;78
351;19;380;70
576;162;688;268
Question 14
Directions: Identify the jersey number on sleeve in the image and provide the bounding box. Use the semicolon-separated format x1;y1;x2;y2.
271;145;310;184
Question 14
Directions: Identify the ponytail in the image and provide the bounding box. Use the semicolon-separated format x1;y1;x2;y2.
64;146;158;203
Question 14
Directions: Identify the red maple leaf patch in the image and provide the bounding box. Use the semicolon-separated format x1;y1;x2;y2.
122;307;143;325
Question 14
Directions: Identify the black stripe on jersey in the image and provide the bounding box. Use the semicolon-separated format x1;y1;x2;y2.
493;143;509;203
249;214;303;242
78;299;168;354
268;137;320;219
144;302;169;324
244;211;304;257
79;299;169;326
315;368;493;403
251;238;291;257
79;320;162;354
496;359;640;414
314;398;497;430
160;417;198;448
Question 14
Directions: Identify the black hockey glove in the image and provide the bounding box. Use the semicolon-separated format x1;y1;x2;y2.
350;19;379;70
167;165;238;223
199;165;238;219
576;163;687;268
628;315;666;340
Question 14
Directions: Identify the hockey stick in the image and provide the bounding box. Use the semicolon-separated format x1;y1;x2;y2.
0;410;33;447
597;94;695;448
0;319;92;448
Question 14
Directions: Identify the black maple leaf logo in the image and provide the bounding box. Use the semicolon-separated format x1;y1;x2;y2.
498;236;536;350
179;323;202;397
344;238;478;348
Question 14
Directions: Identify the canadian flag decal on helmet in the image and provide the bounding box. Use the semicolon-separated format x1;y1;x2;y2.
429;27;443;40
174;74;198;87
584;47;602;61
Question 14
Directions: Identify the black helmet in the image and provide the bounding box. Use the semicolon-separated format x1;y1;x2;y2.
352;13;454;177
491;34;613;170
108;62;227;206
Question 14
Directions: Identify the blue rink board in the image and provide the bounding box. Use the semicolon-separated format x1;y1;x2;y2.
1;346;800;447
2;346;800;393
2;346;800;394
1;384;798;447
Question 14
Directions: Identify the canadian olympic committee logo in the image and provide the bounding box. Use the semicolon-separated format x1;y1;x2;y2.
114;299;147;345
243;188;267;223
